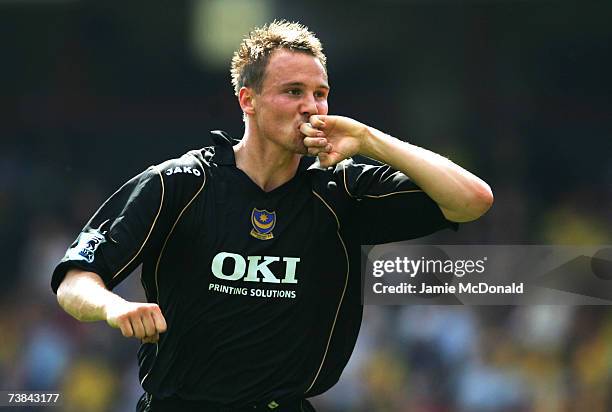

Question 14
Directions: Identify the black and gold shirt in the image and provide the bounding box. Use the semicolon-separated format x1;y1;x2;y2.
51;131;455;408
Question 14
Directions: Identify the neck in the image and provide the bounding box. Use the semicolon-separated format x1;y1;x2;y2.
234;131;302;192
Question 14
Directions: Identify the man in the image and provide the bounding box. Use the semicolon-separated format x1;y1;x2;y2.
52;20;493;412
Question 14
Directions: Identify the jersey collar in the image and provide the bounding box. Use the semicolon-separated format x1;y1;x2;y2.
208;130;325;172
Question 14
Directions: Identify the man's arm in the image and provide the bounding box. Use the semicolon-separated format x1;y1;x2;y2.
57;269;167;343
300;115;493;222
358;128;493;222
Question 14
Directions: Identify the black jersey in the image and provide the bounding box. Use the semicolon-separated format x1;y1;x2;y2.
51;131;456;407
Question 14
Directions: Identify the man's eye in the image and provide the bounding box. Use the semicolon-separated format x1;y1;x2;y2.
287;89;302;95
315;91;327;99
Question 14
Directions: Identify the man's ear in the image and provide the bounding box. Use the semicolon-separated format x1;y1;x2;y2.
239;87;256;116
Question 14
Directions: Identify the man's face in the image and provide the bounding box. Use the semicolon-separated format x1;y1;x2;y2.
250;49;329;153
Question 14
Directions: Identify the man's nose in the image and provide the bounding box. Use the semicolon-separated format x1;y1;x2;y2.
300;95;318;116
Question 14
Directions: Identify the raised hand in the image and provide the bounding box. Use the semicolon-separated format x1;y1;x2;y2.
300;115;367;167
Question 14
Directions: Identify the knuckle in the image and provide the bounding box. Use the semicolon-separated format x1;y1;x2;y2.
119;315;132;326
139;310;152;319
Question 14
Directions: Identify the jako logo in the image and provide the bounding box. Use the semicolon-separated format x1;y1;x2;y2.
211;252;300;284
165;166;201;176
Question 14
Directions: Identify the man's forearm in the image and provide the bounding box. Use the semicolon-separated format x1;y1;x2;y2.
360;127;494;222
56;269;126;322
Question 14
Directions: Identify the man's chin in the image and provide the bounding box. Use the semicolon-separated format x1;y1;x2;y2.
293;134;308;155
276;138;306;155
294;145;308;155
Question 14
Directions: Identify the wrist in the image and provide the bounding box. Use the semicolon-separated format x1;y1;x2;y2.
101;294;128;321
359;126;392;161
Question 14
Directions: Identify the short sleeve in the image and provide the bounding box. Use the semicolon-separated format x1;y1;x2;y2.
51;151;209;294
51;166;166;293
341;161;457;245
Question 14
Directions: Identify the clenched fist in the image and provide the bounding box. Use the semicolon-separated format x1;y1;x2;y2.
105;301;167;343
300;115;368;167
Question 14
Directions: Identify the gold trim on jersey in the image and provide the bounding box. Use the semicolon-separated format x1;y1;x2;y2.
154;154;207;302
141;154;207;387
341;161;424;199
305;190;350;395
111;166;165;281
140;343;159;386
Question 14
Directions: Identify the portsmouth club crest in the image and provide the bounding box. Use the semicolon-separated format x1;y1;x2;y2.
250;208;276;240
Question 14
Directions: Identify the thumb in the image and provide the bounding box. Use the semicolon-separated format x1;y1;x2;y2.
317;152;339;168
317;152;330;167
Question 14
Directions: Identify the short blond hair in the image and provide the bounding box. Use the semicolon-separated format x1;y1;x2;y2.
230;20;327;96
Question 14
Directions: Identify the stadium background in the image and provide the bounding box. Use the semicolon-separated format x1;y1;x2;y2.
1;0;611;411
